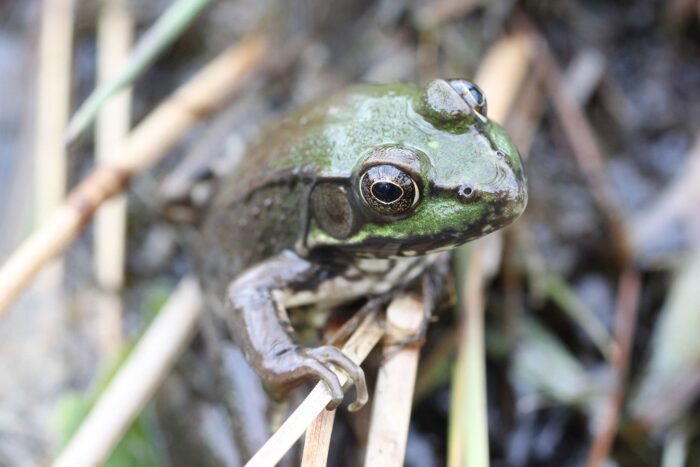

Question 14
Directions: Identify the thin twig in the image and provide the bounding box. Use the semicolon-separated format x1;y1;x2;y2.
246;309;385;467
52;277;203;467
65;0;215;144
586;268;641;467
327;295;390;347
0;36;268;317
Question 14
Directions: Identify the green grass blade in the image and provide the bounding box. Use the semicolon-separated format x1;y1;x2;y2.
448;244;490;467
540;273;612;359
65;0;215;145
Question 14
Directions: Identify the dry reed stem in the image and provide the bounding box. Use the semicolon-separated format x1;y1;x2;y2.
564;50;606;104
586;268;641;467
475;31;533;124
364;294;425;467
246;309;385;467
507;48;605;160
299;296;384;463
34;0;74;284
636;360;700;428
52;277;203;467
504;71;542;158
94;0;133;356
0;36;267;316
301;409;337;467
633;131;700;252
95;0;132;291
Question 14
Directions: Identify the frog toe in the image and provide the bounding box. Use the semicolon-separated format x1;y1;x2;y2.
298;358;345;409
262;345;367;411
306;346;368;412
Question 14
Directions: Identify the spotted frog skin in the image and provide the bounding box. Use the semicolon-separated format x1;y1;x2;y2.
193;79;527;410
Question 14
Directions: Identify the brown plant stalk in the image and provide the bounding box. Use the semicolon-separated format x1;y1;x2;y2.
0;35;268;316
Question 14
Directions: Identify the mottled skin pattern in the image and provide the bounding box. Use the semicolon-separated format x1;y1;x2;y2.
194;79;527;409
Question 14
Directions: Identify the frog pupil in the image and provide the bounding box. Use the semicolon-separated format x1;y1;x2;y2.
466;83;484;107
371;182;402;203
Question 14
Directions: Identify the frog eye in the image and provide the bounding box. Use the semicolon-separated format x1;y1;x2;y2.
419;78;488;127
446;79;488;120
359;165;419;216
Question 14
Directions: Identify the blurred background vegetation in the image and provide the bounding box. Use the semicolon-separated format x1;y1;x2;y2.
1;0;700;466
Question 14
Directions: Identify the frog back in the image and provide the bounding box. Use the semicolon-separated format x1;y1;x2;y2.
200;86;417;240
195;83;425;309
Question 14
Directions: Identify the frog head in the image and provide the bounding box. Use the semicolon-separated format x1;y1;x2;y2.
306;78;527;258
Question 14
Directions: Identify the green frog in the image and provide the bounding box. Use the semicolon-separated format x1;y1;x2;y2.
178;78;526;412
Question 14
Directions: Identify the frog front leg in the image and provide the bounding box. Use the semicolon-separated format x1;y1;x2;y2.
225;251;368;411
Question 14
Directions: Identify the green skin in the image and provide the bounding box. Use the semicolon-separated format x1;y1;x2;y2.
194;79;527;410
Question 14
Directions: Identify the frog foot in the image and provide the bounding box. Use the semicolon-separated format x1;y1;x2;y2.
264;345;368;412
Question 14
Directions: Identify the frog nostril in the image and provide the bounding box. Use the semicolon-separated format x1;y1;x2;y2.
457;185;476;202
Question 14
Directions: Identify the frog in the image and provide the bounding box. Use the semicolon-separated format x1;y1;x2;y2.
175;78;527;412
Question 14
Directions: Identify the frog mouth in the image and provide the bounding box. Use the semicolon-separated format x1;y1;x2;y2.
331;187;525;259
328;224;502;259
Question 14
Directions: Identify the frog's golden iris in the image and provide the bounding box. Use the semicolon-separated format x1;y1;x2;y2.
359;164;419;217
